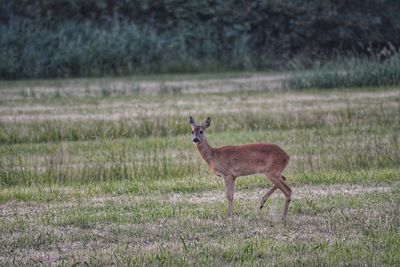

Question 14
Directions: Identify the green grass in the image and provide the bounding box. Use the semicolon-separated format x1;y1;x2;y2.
0;74;399;265
1;188;398;266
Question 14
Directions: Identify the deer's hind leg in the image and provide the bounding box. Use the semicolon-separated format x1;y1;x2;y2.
259;175;288;209
265;172;292;221
259;184;278;209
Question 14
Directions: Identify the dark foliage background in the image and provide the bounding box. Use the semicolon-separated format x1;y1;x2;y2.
1;0;400;79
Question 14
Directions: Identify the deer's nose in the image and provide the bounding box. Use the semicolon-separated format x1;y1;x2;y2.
193;137;200;144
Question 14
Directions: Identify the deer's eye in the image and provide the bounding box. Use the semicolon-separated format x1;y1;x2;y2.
191;130;194;134
200;131;203;134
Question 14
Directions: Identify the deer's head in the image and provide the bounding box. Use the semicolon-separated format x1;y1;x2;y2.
189;116;211;145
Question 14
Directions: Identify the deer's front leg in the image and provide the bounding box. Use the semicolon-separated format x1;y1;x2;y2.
224;176;236;217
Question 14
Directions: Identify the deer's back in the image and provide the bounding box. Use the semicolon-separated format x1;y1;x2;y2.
210;143;289;177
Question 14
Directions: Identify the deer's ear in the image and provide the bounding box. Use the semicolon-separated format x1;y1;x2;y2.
203;117;211;128
189;116;196;127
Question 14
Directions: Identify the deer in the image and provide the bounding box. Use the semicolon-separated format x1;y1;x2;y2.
189;116;292;221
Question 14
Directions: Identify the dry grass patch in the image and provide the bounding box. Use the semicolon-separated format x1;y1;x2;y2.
0;73;285;100
1;88;399;123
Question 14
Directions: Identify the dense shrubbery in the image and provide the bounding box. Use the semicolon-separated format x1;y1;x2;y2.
286;52;400;89
1;0;400;79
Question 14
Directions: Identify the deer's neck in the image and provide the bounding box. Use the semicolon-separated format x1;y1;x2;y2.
196;139;214;165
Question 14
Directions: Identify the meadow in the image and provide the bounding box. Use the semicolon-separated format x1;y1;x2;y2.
0;73;399;266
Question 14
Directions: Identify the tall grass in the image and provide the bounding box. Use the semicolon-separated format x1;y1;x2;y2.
0;141;203;187
286;53;400;89
0;108;398;187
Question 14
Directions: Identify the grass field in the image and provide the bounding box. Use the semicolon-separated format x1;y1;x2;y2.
0;73;399;266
